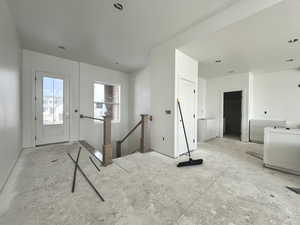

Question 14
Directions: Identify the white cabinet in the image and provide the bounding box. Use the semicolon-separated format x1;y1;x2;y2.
198;118;217;142
264;127;300;175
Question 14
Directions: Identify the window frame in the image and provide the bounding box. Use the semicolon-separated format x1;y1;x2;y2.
93;81;121;123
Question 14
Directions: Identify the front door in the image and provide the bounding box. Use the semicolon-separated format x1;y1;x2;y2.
178;79;197;155
35;72;70;145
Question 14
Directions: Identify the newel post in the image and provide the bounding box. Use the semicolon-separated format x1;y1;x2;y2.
140;114;150;153
102;116;112;166
116;141;122;158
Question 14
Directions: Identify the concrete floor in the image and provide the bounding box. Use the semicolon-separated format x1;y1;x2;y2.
0;138;299;225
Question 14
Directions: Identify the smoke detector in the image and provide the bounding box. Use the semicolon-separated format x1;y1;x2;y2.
113;1;124;11
58;46;66;50
286;58;295;62
288;38;298;44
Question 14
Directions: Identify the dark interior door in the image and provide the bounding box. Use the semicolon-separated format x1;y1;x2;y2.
223;91;242;138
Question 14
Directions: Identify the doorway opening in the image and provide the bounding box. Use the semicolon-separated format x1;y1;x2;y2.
223;91;242;140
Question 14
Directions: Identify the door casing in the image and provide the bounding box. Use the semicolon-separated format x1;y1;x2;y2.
35;71;70;146
177;78;197;156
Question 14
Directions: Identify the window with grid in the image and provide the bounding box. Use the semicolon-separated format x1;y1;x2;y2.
43;77;64;125
94;83;120;122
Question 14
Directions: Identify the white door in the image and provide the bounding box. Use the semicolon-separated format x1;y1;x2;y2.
35;72;70;145
177;79;197;155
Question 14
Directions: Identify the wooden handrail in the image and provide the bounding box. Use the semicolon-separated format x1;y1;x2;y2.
80;114;112;166
102;116;112;166
140;114;150;154
117;114;150;158
80;114;104;122
119;120;142;144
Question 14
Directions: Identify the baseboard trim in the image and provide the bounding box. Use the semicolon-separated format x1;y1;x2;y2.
264;163;300;176
0;148;24;194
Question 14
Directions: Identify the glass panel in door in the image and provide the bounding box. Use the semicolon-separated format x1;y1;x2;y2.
43;77;64;125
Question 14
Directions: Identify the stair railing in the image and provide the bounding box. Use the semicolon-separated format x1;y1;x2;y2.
116;114;150;158
80;114;104;122
80;114;112;166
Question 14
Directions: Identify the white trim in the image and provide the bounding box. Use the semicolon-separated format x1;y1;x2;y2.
34;71;71;146
32;68;37;146
0;148;24;193
176;78;197;157
93;81;121;123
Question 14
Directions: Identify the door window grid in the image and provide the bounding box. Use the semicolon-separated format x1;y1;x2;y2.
43;77;64;125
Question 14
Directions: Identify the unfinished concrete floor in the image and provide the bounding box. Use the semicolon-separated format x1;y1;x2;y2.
0;138;299;225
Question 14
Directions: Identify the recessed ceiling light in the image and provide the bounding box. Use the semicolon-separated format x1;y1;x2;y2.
215;60;222;63
286;58;295;62
58;46;66;50
113;2;124;11
288;38;298;43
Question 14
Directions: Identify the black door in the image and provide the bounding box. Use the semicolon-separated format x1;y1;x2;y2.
223;91;242;140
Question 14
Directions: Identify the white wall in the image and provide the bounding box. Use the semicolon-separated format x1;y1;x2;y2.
252;70;300;127
149;45;176;157
175;50;198;82
79;63;130;157
128;49;199;158
206;73;250;141
248;72;254;119
0;0;21;190
22;50;80;148
198;77;207;118
22;51;130;156
128;68;151;151
140;0;282;156
129;68;151;124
